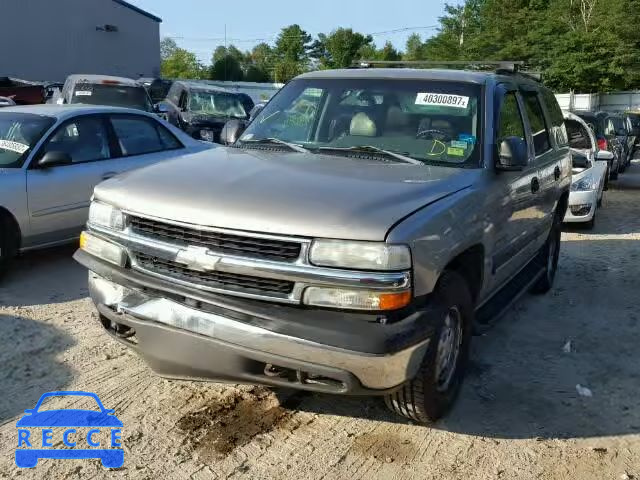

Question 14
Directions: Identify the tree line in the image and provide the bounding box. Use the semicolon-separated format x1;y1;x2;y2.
161;0;640;92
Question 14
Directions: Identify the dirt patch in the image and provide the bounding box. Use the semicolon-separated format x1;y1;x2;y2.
176;386;308;462
350;432;418;464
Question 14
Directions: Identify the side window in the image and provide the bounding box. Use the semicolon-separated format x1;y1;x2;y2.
565;119;592;150
541;89;568;147
167;84;180;105
521;92;551;155
39;116;110;164
110;116;181;156
178;90;188;110
497;92;526;142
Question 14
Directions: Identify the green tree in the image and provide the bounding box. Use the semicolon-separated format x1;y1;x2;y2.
160;37;178;61
209;55;244;81
272;24;312;81
161;47;204;79
404;33;426;61
377;41;402;61
311;28;374;68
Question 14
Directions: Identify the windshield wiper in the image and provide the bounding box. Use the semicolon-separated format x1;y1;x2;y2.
240;137;310;153
315;145;424;165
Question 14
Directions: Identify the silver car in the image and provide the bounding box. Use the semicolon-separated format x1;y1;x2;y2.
0;104;211;273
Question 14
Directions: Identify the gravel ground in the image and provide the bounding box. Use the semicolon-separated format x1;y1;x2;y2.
1;161;640;480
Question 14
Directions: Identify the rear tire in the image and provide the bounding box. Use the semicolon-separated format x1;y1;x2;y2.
384;271;473;424
532;212;562;294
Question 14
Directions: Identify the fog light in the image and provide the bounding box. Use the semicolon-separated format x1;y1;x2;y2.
303;287;411;311
80;231;127;267
570;204;592;216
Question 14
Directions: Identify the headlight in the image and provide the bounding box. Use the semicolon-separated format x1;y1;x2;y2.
88;202;125;230
80;231;127;267
309;240;411;271
200;129;215;142
571;174;594;191
303;287;411;311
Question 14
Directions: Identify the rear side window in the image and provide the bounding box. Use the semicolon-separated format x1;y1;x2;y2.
497;92;526;142
110;116;183;156
541;89;568;147
565;119;592;150
521;92;551;155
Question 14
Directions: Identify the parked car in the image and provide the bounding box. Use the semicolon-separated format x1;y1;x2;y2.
563;111;610;228
160;81;251;143
76;66;571;424
58;74;156;113
0;77;45;105
625;111;640;148
0;104;212;275
608;113;633;173
572;110;622;180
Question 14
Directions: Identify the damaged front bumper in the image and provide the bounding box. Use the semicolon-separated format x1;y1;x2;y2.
77;250;434;395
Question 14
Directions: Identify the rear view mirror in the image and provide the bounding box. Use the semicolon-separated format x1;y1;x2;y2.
220;120;247;146
38;151;72;168
496;136;528;171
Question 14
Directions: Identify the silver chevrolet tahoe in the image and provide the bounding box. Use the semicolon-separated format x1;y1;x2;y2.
74;68;571;424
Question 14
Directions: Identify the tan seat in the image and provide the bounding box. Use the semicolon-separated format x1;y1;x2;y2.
349;112;377;137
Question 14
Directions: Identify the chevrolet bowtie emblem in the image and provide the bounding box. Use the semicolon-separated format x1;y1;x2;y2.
174;246;221;272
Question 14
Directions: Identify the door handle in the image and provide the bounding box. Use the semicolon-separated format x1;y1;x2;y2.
531;177;540;193
102;172;117;180
554;166;561;181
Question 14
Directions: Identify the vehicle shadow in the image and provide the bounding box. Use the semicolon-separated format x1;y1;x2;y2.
0;314;76;424
0;245;88;307
282;237;640;440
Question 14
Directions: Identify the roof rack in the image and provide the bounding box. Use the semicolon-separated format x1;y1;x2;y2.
352;60;541;81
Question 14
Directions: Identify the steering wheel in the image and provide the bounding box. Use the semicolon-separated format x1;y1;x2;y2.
416;129;452;142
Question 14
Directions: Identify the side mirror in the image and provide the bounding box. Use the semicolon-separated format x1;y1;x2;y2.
220;119;247;146
596;149;614;161
495;136;528;171
38;151;72;168
249;103;265;120
571;153;591;170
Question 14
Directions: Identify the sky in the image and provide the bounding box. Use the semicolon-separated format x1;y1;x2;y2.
127;0;449;63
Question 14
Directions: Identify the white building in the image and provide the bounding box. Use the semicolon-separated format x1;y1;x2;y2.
0;0;161;82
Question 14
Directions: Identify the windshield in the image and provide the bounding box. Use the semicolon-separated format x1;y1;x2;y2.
0;113;54;168
71;83;153;111
189;90;247;118
240;78;482;167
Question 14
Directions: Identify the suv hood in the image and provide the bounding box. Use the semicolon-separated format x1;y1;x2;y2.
94;148;479;241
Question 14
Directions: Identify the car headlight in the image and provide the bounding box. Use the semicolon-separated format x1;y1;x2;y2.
88;202;125;230
309;240;411;271
303;287;411;311
199;129;215;142
80;231;127;267
571;174;594;192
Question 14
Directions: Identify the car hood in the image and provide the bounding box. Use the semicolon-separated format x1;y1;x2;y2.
94;148;480;241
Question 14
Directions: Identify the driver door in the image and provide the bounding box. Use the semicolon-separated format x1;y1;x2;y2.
25;115;116;245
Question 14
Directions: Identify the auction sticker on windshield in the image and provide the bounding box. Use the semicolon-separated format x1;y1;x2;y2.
415;93;469;108
0;140;29;154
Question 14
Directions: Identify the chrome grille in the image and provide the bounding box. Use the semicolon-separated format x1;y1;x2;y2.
134;252;295;295
129;216;302;262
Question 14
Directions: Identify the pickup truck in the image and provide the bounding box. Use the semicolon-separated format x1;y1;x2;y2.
75;67;571;424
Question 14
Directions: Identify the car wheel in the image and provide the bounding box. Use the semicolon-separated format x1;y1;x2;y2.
532;212;562;294
384;271;473;424
14;451;38;468
0;214;18;279
610;166;619;180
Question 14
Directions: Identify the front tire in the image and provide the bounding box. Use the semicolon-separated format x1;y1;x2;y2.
0;215;18;279
384;271;473;424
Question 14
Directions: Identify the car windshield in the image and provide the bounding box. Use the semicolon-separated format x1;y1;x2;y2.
36;394;102;412
189;90;247;118
0;112;54;168
71;83;153;111
240;78;482;167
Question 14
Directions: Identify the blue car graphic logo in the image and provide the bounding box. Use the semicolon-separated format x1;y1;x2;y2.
15;391;123;469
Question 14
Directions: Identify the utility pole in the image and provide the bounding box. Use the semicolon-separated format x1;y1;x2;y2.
224;24;227;81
